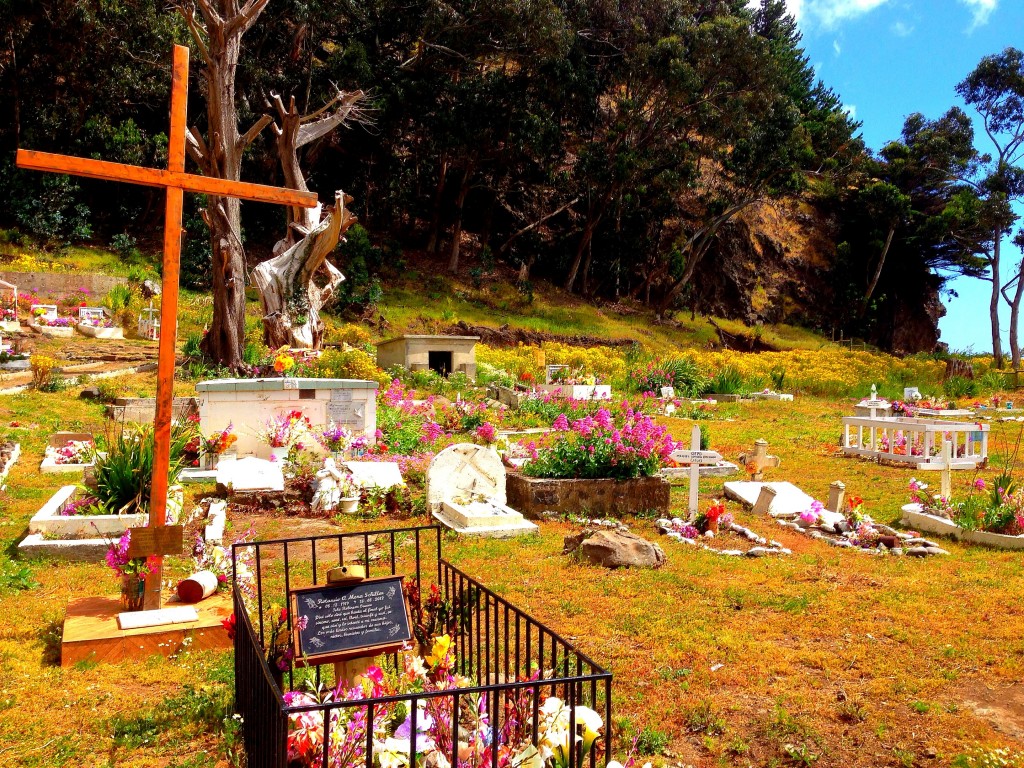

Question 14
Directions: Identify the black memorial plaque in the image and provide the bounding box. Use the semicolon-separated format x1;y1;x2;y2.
290;575;412;666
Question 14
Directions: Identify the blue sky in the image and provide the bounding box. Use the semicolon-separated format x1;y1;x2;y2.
772;0;1022;353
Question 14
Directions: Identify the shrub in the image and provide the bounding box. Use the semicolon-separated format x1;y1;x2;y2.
312;348;388;385
706;365;745;395
91;422;197;515
944;375;977;398
629;357;707;397
30;354;59;390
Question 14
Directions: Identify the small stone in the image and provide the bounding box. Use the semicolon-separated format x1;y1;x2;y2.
671;517;684;526
925;546;949;555
891;548;904;556
142;279;162;298
906;546;929;557
79;386;101;400
769;540;784;548
656;518;672;529
721;549;745;556
874;524;900;536
666;532;683;541
835;520;851;533
746;547;769;557
779;548;792;555
704;530;715;539
897;532;913;540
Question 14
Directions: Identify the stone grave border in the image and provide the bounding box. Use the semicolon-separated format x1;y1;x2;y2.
901;503;1024;551
654;516;791;557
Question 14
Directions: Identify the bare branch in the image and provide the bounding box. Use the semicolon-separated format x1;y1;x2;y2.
226;0;271;36
295;91;367;147
238;113;272;149
192;0;225;30
177;5;212;68
185;127;208;170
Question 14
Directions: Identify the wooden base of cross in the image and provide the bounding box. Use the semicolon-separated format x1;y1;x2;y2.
669;425;723;516
16;44;318;612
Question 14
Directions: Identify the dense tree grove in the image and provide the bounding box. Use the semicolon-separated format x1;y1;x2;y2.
0;0;1015;358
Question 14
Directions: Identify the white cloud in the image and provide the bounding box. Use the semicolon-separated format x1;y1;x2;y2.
748;0;890;29
844;104;857;120
958;0;998;29
833;39;842;56
890;20;914;36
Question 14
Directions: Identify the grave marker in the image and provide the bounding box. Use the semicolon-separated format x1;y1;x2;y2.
738;438;781;481
669;425;723;515
16;44;318;609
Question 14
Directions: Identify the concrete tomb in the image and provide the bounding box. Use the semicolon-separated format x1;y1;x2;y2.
376;334;479;379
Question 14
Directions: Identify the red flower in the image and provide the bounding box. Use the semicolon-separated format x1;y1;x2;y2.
221;612;237;641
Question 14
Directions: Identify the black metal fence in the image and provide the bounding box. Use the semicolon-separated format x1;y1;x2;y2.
233;525;613;768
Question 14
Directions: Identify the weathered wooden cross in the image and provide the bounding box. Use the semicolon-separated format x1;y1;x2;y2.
738;438;781;481
17;45;318;610
669;425;723;515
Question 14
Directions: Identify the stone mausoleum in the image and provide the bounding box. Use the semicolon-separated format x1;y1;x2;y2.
375;334;479;379
196;378;378;458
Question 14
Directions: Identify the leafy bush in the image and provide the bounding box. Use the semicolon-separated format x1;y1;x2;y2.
706;366;745;395
182;332;203;361
943;375;977;398
312;348;388;385
329;224;386;312
90;422;196;515
629;357;707;397
523;408;675;479
477;361;515;388
30;354;59;390
103;283;133;312
1;163;92;245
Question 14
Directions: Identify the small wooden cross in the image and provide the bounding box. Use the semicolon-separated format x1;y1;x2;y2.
669;425;723;515
738;438;781;481
16;45;318;610
938;439;953;501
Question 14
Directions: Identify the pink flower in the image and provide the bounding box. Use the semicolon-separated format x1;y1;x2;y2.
552;414;570;431
974;478;986;491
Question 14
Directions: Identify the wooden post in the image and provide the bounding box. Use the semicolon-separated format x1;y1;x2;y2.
15;44;319;611
940;440;953;501
687;425;701;516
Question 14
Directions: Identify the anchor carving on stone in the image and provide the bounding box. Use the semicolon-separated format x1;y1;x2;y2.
739;438;781;481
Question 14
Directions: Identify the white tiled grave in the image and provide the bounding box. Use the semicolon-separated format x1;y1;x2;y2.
19;484;183;560
427;443;537;537
724;481;818;518
40;432;95;474
216;456;285;493
345;461;404;489
748;391;795;401
197;378;378;458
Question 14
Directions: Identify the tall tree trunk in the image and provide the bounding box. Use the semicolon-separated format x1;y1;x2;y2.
180;0;274;371
565;213;601;293
426;155;448;254
860;223;896;317
1009;268;1024;370
448;165;473;273
991;233;1004;368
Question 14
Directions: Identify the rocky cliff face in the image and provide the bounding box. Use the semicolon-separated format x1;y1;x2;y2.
689;198;943;354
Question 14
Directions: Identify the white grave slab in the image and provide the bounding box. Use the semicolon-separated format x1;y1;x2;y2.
345;461;404;489
117;606;200;630
724;481;818;518
216;456;285;492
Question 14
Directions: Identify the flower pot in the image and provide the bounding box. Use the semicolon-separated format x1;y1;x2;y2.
203;452;218;471
708;518;719;534
339;496;359;515
121;574;146;612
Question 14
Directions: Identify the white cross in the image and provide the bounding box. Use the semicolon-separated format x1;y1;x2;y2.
669;425;723;515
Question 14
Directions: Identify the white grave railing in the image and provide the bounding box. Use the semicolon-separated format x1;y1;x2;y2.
841;415;988;469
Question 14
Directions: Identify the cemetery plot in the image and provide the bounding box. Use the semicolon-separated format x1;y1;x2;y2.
40;432;95;474
841;416;988;468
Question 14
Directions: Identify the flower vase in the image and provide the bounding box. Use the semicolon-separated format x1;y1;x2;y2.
121;574;146;612
268;446;286;463
708;518;719;535
339;496;359;515
203;452;217;471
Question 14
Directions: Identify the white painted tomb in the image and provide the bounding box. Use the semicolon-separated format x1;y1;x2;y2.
345;461;404;490
197;377;378;458
841;416;988;469
533;384;612;400
427;443;537;537
216;456;285;492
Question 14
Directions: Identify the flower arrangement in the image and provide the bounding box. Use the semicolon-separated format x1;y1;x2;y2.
192;525;256;593
36;315;75;327
549;367;601;386
319;422;352;454
274;351;296;374
694;499;731;533
104;530;152;578
1;307;16;321
45;439;94;465
910;475;1024;535
60;494;100;516
799;500;824;526
205;423;238;456
475;422;497;445
257;410;311;449
80;315;115;328
271;632;606;768
523;407;676;479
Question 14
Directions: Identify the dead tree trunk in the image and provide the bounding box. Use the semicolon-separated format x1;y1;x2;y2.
253;191;355;348
180;0;274;371
252;90;364;348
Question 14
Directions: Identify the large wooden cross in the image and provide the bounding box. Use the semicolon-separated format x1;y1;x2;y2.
17;44;318;609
